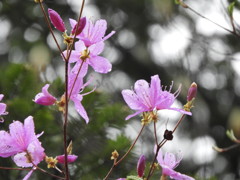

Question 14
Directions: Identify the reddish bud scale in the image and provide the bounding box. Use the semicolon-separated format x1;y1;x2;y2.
48;8;66;32
71;17;86;35
187;82;197;101
137;155;146;177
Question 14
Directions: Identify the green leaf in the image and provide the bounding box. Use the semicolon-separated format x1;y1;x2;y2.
226;129;240;143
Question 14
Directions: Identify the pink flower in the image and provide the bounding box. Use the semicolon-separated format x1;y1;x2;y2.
137;155;146;177
70;18;115;47
0;116;45;180
48;8;66;32
56;154;78;164
68;70;95;123
122;75;192;120
33;84;57;106
0;94;8;122
157;150;194;180
66;40;112;76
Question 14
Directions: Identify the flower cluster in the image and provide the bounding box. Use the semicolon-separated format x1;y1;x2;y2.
122;75;192;121
34;9;115;124
0;116;45;179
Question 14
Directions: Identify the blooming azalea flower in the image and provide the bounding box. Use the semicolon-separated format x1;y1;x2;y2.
0;116;45;180
33;84;57;106
70;18;115;47
68;70;95;123
0;94;8;122
66;40;112;76
157;150;194;180
56;154;78;164
122;75;192;120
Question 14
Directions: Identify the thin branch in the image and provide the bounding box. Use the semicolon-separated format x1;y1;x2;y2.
154;121;158;145
39;2;67;61
181;2;240;38
103;125;145;180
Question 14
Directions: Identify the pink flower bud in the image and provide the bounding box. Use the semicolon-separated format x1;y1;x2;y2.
48;8;66;32
137;155;146;177
187;82;197;101
71;17;86;35
56;154;78;164
34;84;57;106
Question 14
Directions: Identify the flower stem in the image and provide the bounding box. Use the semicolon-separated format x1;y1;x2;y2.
67;0;85;62
68;60;85;101
103;125;145;180
172;114;185;133
34;165;65;179
154;121;158;145
63;55;70;180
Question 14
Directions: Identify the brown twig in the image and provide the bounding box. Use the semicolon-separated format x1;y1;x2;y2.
103;125;145;180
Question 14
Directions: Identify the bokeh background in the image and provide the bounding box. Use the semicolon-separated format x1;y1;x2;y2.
0;0;240;179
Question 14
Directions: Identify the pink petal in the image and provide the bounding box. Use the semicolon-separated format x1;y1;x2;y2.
71;95;89;123
0;131;20;157
13;152;32;167
74;40;86;52
0;94;4;101
121;90;146;110
9;121;27;151
34;84;57;106
48;9;66;32
23;168;35;180
0;103;8;115
68;71;84;97
56;154;78;164
88;56;112;74
24;116;37;147
125;110;143;120
134;80;152;109
64;50;80;63
149;75;161;107
27;140;45;165
71;62;88;77
88;41;104;55
91;19;107;42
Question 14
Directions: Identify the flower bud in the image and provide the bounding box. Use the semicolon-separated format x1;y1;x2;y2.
48;8;66;32
187;82;197;101
71;17;86;35
137;155;146;177
56;155;78;164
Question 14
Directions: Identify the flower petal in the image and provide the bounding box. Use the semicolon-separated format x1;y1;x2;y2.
88;56;112;74
0;131;19;157
9;121;27;151
122;90;145;110
88;41;104;55
23;168;35;180
125;110;143;120
72;95;89;123
34;84;56;106
149;75;161;106
13;152;32;167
